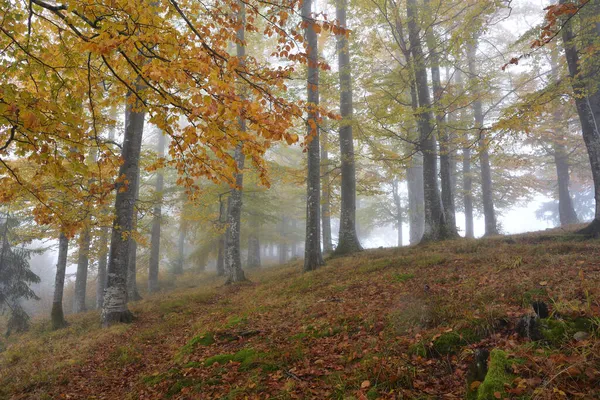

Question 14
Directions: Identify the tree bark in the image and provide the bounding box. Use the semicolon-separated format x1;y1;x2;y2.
424;7;457;236
392;179;403;246
279;216;288;264
127;168;142;301
51;233;69;330
321;129;333;254
174;207;185;275
224;1;247;284
549;46;579;226
216;234;225;276
303;0;324;271
407;154;425;244
247;231;261;269
561;0;600;234
148;131;166;293
73;227;90;313
406;0;450;242
467;40;498;236
96;105;116;308
101;92;144;327
333;0;362;255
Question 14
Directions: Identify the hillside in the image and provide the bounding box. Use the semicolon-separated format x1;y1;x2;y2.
1;228;600;399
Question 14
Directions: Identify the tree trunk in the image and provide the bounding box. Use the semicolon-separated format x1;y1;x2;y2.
96;105;116;308
549;46;579;226
406;0;450;242
174;209;185;275
101;92;144;327
148;131;166;293
467;40;498;236
279;216;288;264
561;0;600;234
96;226;109;309
407;154;425;244
425;8;457;236
224;2;247;284
303;0;324;271
247;232;261;269
127;168;142;302
333;0;362;255
321;129;333;254
216;234;225;276
51;233;69;330
453;70;475;238
392;179;403;246
73;227;90;313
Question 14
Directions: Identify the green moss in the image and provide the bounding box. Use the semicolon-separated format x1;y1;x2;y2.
540;317;593;346
410;329;481;357
177;332;215;360
367;387;379;400
225;316;247;329
476;349;514;400
203;348;262;370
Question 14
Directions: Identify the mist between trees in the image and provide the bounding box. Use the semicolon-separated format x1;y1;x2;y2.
0;0;599;333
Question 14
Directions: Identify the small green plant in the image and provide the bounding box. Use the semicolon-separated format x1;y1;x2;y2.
392;273;415;283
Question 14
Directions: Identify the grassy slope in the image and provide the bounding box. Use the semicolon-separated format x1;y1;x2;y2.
1;227;600;399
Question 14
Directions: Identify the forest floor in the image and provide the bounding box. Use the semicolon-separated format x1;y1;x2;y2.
1;226;600;400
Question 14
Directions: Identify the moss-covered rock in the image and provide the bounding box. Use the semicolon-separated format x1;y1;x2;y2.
476;349;514;400
540;317;593;346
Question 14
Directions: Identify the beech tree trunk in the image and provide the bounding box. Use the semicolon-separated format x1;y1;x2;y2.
279;216;288;264
224;1;247;284
333;0;362;255
174;208;185;275
127;169;142;301
321;129;333;254
550;46;579;226
247;232;261;269
148;131;166;293
425;8;457;236
561;0;600;234
51;232;69;330
96;105;116;308
467;40;498;236
216;234;225;276
406;0;450;242
101;92;144;327
392;179;403;246
73;227;90;313
303;0;324;271
407;154;425;244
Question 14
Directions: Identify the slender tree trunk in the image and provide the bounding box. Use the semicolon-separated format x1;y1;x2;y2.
127;170;142;301
467;40;498;236
303;0;324;271
148;131;166;293
96;226;109;309
224;1;247;284
247;231;261;269
101;92;144;327
549;47;579;226
216;234;225;276
333;0;362;255
51;233;69;330
425;8;457;236
321;129;333;253
392;179;403;246
561;0;600;234
73;227;90;313
174;209;185;275
407;155;425;244
97;105;116;308
279;216;288;264
406;0;450;242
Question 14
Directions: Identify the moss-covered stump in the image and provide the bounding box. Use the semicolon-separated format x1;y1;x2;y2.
474;349;514;400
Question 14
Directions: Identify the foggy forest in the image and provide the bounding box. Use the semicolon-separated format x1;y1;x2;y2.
1;0;600;398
